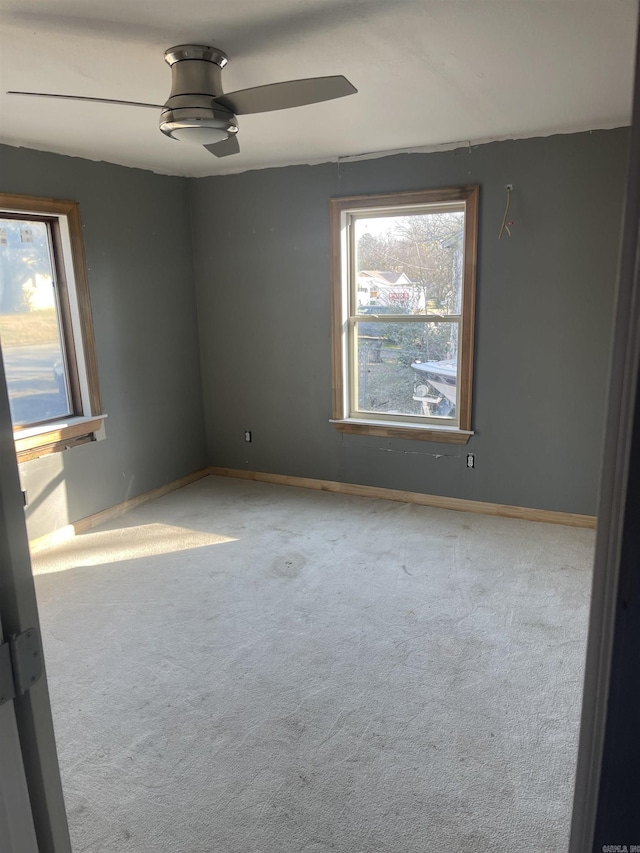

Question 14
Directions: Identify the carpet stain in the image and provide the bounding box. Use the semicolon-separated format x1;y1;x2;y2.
269;551;307;578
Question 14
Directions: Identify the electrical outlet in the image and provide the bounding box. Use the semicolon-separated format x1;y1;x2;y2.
466;453;475;469
244;430;252;443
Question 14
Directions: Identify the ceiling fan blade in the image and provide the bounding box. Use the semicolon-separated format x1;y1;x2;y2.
203;135;240;158
215;75;356;115
6;91;163;110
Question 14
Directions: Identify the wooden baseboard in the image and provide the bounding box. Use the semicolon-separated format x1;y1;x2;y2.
28;468;210;552
28;464;597;554
208;466;597;529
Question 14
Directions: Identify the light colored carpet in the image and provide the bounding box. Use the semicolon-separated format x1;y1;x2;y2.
32;475;593;853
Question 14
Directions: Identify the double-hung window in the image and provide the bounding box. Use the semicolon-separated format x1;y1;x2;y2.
330;187;479;443
0;194;103;462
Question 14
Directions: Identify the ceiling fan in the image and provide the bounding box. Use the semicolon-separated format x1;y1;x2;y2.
6;44;357;158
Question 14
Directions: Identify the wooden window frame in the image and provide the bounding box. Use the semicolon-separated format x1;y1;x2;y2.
329;186;479;444
0;194;104;462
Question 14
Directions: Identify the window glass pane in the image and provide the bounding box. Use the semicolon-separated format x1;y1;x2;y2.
0;218;72;426
354;320;458;419
354;209;465;315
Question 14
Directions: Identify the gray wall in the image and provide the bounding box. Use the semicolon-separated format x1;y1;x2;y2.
189;129;629;516
0;145;207;540
0;129;628;534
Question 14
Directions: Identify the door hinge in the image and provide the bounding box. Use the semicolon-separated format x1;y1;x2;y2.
0;628;43;707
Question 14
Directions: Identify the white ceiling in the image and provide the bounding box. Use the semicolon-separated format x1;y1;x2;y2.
0;0;637;178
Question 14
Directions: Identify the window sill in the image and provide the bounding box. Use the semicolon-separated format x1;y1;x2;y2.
330;419;473;444
14;415;107;463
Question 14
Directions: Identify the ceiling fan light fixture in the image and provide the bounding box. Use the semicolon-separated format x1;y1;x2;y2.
169;126;228;145
161;119;233;145
159;104;239;145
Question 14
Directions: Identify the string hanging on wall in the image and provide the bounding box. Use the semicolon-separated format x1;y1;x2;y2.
499;184;513;239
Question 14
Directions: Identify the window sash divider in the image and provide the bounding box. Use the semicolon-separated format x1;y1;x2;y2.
349;315;462;324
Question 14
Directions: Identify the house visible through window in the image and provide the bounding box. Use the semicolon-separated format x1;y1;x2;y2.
0;194;103;462
330;187;479;443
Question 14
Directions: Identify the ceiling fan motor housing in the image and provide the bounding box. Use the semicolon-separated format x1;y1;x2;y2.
160;44;238;144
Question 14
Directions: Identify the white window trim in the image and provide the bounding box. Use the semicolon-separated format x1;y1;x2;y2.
57;214;93;416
